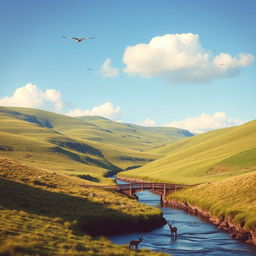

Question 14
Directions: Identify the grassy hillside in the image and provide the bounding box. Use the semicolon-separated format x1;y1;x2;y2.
168;171;256;231
0;106;191;183
118;120;256;184
78;116;193;150
0;157;168;256
0;108;114;183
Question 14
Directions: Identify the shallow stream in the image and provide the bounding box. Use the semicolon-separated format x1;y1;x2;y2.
109;180;256;256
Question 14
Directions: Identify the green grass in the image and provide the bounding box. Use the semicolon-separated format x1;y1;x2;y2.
0;157;169;256
0;106;191;183
167;171;256;231
0;130;113;184
118;120;256;184
78;116;193;149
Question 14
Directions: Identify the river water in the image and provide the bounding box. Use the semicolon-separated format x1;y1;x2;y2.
109;181;256;256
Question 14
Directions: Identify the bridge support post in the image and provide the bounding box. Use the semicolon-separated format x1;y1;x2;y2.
160;194;163;203
129;185;133;196
163;184;166;197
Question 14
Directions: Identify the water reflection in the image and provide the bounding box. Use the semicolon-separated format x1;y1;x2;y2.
109;187;256;256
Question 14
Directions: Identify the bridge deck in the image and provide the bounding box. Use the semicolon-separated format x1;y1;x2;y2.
81;182;192;197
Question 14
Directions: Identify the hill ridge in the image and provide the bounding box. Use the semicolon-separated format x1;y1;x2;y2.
118;120;256;184
0;106;192;183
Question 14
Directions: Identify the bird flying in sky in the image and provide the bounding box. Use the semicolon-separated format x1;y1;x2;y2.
62;36;95;42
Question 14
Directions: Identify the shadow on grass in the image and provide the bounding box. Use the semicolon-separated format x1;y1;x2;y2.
51;146;121;174
76;174;100;182
0;178;165;236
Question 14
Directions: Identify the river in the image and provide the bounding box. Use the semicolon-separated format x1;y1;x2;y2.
109;180;256;256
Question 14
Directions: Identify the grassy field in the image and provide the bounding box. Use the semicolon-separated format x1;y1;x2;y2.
167;171;256;231
118;120;256;184
0;106;191;183
0;157;169;256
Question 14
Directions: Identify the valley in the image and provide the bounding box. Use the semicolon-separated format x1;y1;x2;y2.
0;106;255;255
0;106;192;183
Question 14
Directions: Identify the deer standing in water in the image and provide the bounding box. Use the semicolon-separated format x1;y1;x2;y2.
129;237;143;250
168;221;178;236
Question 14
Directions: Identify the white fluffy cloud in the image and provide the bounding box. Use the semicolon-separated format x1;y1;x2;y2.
163;112;244;133
123;33;254;84
139;118;156;127
100;58;119;78
0;83;63;111
66;102;121;120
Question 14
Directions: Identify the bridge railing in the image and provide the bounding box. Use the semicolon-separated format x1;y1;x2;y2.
116;183;191;190
80;182;192;192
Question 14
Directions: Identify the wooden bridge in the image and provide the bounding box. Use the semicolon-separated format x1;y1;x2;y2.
81;182;191;201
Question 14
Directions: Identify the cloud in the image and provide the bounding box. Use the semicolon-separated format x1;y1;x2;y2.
139;118;156;127
100;58;119;78
66;102;121;120
123;33;254;84
163;112;244;133
0;83;63;111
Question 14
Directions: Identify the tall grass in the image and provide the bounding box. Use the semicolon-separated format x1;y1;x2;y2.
0;157;168;256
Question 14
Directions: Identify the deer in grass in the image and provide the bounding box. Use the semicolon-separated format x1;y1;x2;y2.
167;221;178;236
129;236;143;250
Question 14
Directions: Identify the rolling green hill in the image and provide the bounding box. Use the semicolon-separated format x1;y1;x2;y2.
78;115;192;150
0;106;192;183
118;120;256;184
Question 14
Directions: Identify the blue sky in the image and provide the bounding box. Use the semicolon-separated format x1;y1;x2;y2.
0;0;255;133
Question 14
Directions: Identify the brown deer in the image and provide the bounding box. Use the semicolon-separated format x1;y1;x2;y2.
168;221;177;236
129;237;143;250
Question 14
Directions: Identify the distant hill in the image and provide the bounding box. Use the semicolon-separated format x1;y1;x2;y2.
118;120;256;184
76;115;193;150
0;106;192;183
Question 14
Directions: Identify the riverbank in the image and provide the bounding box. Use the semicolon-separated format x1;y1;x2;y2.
163;198;256;246
117;176;152;183
164;171;256;247
110;185;256;256
117;173;256;247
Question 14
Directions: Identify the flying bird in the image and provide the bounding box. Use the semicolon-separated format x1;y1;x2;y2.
62;36;95;42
